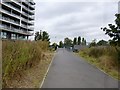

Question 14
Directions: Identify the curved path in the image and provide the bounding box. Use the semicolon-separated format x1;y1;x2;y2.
42;48;119;88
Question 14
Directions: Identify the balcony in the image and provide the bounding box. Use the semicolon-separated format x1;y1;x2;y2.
22;11;29;17
21;17;28;22
21;0;35;9
21;24;27;28
22;5;35;15
2;2;21;13
1;9;20;19
1;25;33;35
28;21;34;25
1;16;20;26
29;15;34;20
11;0;21;6
28;26;34;31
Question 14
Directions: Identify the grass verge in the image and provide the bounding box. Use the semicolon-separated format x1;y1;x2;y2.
2;40;54;88
77;46;120;80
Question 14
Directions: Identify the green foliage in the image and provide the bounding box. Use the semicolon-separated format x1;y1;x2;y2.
2;40;49;87
89;39;97;47
81;38;86;45
42;31;50;41
64;37;73;47
73;37;77;45
79;46;120;80
97;40;108;46
101;14;120;46
51;43;58;50
35;30;50;42
78;36;81;45
59;41;64;48
88;47;104;58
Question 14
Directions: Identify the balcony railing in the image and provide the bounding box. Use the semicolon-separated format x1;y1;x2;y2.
28;21;34;25
22;11;29;17
28;26;34;30
1;9;20;19
2;2;21;13
21;24;27;28
12;0;21;6
22;5;35;15
29;15;34;19
22;0;35;9
21;17;28;22
1;25;33;35
1;16;20;25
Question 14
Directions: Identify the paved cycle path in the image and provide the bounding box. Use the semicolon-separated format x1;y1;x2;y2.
42;48;119;88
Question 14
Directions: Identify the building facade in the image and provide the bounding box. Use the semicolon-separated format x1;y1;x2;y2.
0;0;35;40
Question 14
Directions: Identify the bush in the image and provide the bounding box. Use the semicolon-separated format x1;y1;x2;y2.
88;47;104;58
2;40;49;87
79;46;120;79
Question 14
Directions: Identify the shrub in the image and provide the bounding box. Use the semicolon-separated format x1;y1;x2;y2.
2;40;49;87
88;47;104;58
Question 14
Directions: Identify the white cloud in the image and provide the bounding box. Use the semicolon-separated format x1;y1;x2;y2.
32;0;119;44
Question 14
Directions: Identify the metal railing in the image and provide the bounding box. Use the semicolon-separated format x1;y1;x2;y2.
22;0;35;9
29;15;34;19
21;24;27;28
21;17;28;22
28;26;34;30
1;8;20;19
2;17;20;25
2;2;21;13
12;0;21;6
22;5;35;15
22;11;29;17
28;21;34;25
1;25;33;35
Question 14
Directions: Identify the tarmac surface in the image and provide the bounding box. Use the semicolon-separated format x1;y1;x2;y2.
42;48;119;88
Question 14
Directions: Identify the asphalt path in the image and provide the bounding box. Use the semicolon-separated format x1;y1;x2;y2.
42;48;119;88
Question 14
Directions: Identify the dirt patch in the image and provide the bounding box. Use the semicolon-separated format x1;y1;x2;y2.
6;52;54;88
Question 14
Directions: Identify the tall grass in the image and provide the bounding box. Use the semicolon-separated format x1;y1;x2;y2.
2;40;49;87
79;46;120;80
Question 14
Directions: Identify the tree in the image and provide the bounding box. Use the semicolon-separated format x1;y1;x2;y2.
73;37;77;45
42;31;50;41
52;43;58;50
101;14;120;46
64;37;73;48
84;39;86;45
39;30;42;40
101;14;120;63
34;30;50;42
35;32;39;41
82;38;85;45
59;41;64;48
89;39;97;47
97;40;108;46
78;36;81;45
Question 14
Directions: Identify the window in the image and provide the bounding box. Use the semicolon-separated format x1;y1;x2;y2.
2;32;7;39
11;34;16;39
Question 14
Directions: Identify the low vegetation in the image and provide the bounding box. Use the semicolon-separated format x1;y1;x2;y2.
2;40;53;88
79;46;120;80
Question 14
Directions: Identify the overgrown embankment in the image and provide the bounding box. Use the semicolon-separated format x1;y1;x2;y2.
2;40;53;88
79;46;120;80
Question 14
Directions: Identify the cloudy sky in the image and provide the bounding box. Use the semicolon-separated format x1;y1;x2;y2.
32;0;119;44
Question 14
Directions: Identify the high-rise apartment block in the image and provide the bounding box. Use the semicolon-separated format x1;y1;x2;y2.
0;0;35;40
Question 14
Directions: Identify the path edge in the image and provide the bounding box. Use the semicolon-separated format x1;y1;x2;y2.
75;53;119;81
39;52;56;88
